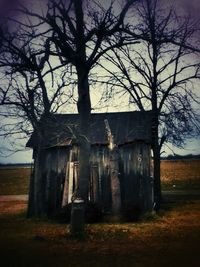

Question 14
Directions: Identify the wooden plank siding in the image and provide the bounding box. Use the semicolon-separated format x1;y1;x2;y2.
31;142;153;217
38;147;69;216
119;142;153;213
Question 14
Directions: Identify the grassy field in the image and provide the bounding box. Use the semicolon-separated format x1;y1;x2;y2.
0;160;200;266
0;199;200;267
0;159;200;195
161;159;200;190
0;167;31;195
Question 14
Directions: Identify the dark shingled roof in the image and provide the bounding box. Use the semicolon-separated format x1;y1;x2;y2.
26;111;153;148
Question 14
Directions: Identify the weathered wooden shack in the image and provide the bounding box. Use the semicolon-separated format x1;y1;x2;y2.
26;111;154;218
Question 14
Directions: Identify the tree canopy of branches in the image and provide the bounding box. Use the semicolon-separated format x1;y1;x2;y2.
0;13;79;216
0;18;75;136
0;0;138;233
100;0;200;208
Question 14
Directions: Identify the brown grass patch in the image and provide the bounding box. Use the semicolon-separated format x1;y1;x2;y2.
0;200;27;215
0;168;31;195
0;199;200;267
161;159;200;181
161;159;200;190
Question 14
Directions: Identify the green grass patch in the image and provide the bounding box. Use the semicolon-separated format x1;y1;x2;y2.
0;168;31;195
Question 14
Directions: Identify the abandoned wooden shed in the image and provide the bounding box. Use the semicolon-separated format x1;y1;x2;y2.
26;111;154;218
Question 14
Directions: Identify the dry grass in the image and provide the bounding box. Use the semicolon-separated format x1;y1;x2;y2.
0;168;31;195
0;200;200;267
161;159;200;181
0;163;200;266
161;159;200;190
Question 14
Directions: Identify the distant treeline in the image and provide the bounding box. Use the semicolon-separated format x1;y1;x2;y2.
0;154;200;166
161;154;200;160
0;163;32;167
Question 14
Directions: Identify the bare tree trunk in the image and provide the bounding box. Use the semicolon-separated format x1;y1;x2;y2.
152;116;161;210
70;67;91;235
153;140;161;210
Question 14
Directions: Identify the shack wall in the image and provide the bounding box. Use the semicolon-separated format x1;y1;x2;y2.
30;142;153;217
90;146;111;212
119;142;153;213
32;147;69;216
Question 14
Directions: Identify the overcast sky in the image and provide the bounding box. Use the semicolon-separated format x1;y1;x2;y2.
0;0;199;163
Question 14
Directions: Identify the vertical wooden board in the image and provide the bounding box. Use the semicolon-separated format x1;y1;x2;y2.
45;148;66;215
120;143;141;209
44;150;52;214
62;148;71;207
101;173;112;212
34;149;48;216
142;144;153;211
144;144;152;211
89;148;101;203
27;159;35;217
91;163;99;203
52;149;58;212
56;147;69;208
68;162;74;203
55;148;61;209
46;150;56;214
71;145;79;161
62;161;70;207
99;146;111;212
125;142;153;213
118;148;125;206
73;161;79;192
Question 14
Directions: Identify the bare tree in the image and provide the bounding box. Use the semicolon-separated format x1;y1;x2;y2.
0;21;74;216
8;0;138;233
99;0;200;209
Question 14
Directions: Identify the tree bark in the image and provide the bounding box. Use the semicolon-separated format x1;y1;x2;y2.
70;66;91;234
69;0;92;235
152;116;161;210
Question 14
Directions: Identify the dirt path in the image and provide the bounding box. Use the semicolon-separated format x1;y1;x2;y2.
0;195;28;201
